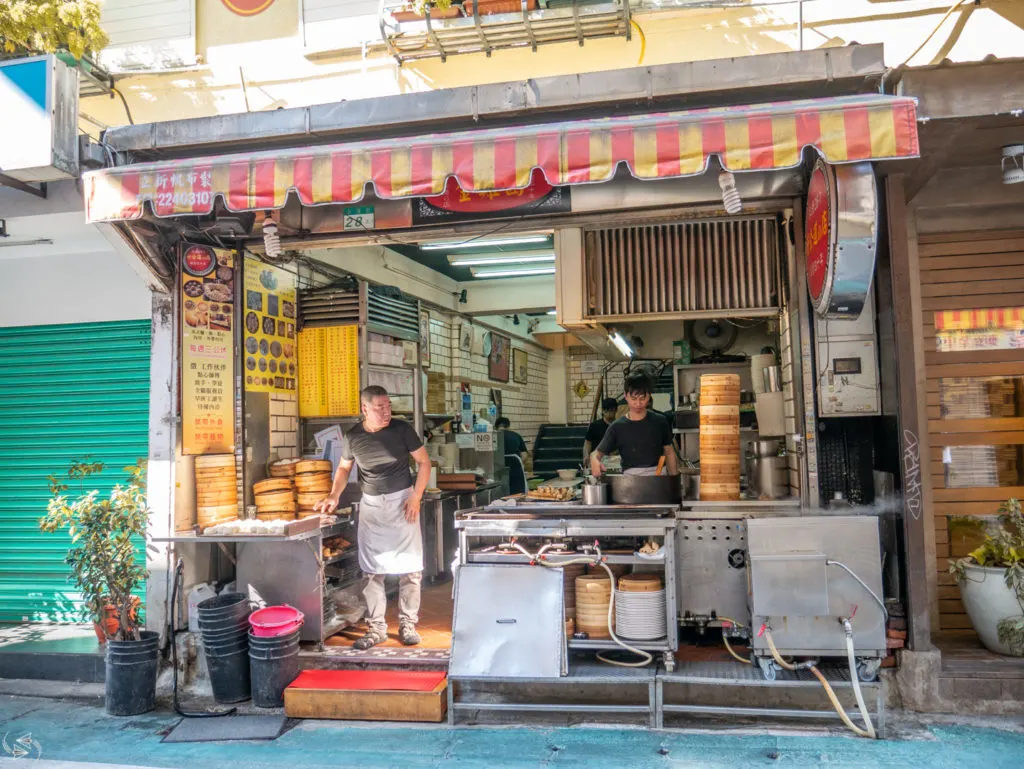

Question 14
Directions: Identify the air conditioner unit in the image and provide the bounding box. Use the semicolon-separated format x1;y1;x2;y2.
0;55;80;182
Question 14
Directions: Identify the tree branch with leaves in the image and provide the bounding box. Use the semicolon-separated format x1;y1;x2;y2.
0;0;108;60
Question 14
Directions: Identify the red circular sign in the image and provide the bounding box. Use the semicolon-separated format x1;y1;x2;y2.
221;0;275;16
804;163;832;303
183;245;216;277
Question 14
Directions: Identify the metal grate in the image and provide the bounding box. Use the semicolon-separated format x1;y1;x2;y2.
368;287;419;340
585;218;779;318
299;287;359;327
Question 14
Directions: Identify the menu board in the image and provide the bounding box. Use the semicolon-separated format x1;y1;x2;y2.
181;244;235;455
243;259;297;393
298;325;360;417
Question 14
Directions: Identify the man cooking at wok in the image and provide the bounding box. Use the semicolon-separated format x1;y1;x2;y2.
589;370;678;478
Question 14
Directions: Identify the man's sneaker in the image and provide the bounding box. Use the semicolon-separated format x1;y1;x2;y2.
398;624;421;646
353;630;386;650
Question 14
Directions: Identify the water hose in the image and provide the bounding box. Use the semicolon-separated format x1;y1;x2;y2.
504;541;655;668
169;559;236;718
843;618;877;740
717;617;751;665
762;624;875;739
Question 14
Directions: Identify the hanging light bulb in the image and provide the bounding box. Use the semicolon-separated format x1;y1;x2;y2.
262;214;282;259
718;171;743;215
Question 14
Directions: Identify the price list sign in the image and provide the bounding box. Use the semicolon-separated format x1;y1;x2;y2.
180;244;236;455
298;325;360;417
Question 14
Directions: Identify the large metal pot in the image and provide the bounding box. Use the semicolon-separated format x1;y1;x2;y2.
606;474;681;505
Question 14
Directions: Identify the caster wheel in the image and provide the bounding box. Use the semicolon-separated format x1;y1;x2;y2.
857;659;880;683
757;658;777;681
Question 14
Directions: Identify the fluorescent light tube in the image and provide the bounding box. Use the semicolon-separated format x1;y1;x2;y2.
470;266;557;278
448;251;555;267
608;331;634;358
422;235;550;250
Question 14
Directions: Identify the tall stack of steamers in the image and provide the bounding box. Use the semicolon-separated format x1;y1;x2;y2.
699;374;741;501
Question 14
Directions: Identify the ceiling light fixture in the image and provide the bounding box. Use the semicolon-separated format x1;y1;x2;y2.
448;251;555;267
422;234;550;251
719;171;742;214
546;309;557;315
469;266;557;279
608;330;634;358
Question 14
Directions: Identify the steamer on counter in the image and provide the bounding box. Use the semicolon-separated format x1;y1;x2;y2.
195;454;239;530
699;374;740;501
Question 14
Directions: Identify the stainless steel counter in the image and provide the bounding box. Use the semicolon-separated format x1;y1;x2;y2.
679;499;801;519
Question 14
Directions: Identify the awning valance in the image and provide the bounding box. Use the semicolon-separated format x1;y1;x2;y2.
84;94;918;224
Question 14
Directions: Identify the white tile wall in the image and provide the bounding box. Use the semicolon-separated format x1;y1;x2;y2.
567;348;624;424
270;392;299;459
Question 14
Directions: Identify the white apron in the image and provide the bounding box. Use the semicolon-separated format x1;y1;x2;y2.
358;486;423;575
624;466;659;477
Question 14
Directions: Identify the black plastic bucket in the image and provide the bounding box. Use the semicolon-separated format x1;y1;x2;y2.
198;613;250;632
248;630;300;708
105;630;159;716
197;593;250;621
199;622;250;643
203;633;251;703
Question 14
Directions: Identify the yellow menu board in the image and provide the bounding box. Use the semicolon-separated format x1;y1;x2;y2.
243;259;297;394
181;244;235;455
298;325;360;417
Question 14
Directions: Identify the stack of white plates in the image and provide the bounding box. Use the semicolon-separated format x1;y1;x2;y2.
614;589;667;641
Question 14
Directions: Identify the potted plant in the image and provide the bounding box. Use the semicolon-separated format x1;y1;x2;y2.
41;460;158;715
949;499;1024;657
391;0;462;22
464;0;539;17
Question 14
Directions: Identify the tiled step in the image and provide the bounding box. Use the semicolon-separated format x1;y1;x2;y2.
0;624;104;683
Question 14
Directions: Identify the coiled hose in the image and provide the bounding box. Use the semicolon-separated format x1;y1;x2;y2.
762;624;876;739
507;542;654;668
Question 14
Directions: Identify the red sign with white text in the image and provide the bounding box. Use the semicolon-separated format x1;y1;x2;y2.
804;163;832;304
423;169;555;213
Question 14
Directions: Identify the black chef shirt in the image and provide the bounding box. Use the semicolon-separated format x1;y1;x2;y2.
595;412;672;471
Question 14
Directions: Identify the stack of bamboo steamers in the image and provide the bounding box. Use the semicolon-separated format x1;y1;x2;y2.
195;454;239;530
253;459;333;521
699;373;741;501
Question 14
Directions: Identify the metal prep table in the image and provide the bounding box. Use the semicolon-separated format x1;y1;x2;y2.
153;515;357;647
421;482;505;582
455;503;679;669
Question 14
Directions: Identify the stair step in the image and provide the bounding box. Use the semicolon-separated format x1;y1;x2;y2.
0;628;104;683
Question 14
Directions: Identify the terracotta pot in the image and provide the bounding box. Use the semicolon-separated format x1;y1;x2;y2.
93;598;140;644
464;0;538;16
392;5;463;22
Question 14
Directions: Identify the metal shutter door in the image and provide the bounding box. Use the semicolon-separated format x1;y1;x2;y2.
0;320;151;623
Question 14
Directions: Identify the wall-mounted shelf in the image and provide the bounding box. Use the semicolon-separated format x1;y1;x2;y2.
378;0;631;65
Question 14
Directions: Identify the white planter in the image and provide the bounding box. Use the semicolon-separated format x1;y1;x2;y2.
958;564;1024;657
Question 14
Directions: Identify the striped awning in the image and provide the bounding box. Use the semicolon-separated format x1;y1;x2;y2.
84;94;918;224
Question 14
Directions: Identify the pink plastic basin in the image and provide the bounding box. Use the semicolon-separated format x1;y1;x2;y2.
248;605;305;638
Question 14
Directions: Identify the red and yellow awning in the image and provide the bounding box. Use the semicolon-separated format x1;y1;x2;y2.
84;94;918;223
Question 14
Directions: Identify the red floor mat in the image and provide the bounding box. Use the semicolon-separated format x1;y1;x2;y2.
289;669;446;692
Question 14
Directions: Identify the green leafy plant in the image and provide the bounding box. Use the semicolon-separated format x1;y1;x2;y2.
410;0;453;16
950;498;1024;655
0;0;109;60
40;460;150;642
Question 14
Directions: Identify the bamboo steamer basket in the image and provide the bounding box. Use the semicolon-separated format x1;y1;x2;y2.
269;458;300;478
699;373;740;501
255;489;296;509
256;511;296;522
197;495;238;507
618;574;664;592
197;503;238;529
297;492;328;508
296;459;332;475
295;471;332;485
195;455;236;469
258;500;297;513
253;477;294;495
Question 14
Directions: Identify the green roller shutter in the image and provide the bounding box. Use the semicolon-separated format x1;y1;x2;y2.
0;320;152;623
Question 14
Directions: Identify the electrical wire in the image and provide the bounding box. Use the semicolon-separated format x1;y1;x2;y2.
111;87;135;126
897;0;974;68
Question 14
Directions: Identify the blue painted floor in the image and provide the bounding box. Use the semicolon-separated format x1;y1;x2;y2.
2;696;1023;769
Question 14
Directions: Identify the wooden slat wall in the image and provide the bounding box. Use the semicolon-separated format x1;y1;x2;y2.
920;229;1024;631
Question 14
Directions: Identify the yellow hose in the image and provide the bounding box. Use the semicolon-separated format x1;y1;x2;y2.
763;627;875;739
717;617;752;665
630;20;646;66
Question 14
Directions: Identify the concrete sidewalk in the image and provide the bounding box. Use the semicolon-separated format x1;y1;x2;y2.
2;694;1023;769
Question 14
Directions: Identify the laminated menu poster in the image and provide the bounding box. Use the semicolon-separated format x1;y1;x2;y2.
298;325;360;417
181;244;236;455
243;259;297;394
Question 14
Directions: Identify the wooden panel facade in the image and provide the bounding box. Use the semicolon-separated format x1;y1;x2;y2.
918;229;1024;631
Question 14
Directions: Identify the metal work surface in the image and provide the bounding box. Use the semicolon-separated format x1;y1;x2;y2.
449;565;565;679
461;503;678;518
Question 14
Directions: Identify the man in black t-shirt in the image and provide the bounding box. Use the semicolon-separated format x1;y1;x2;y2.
495;417;529;470
316;386;432;649
583;398;619;463
590;372;677;477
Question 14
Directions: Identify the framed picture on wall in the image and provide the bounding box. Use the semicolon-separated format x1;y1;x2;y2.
419;309;431;368
513;348;528;384
488;332;511;383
